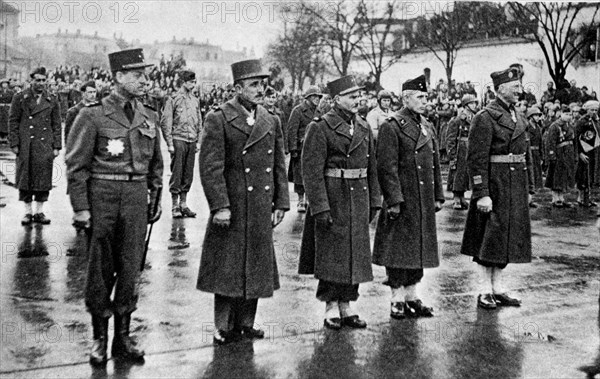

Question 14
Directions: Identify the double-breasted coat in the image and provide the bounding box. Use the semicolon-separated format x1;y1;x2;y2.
461;100;533;265
197;97;290;299
298;107;381;285
287;99;318;185
445;110;472;192
544;118;576;191
9;89;62;192
372;107;445;269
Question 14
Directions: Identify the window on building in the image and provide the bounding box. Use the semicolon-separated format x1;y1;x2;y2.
206;52;210;60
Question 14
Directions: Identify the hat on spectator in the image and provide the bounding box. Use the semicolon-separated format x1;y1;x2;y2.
526;107;542;118
231;59;269;82
461;94;478;106
327;76;363;97
80;81;96;92
569;102;580;112
402;75;427;92
583;100;599;110
377;90;392;100
0;78;9;85
179;70;196;82
490;67;520;89
108;48;153;72
30;67;47;79
303;86;323;99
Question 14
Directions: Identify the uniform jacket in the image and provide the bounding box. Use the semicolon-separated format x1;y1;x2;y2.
287;99;318;184
197;96;290;299
544;118;576;191
160;88;202;147
372;107;444;269
527;118;545;188
461;99;533;264
64;101;88;142
66;93;163;212
8;88;62;192
366;105;391;140
446;109;473;192
298;107;381;284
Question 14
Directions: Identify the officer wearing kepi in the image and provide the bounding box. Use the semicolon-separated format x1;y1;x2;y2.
461;67;534;310
66;48;163;365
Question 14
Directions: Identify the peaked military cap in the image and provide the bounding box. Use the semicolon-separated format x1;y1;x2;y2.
491;68;520;88
402;75;427;92
30;67;47;79
80;80;96;92
231;59;269;82
179;70;196;82
327;75;363;97
108;48;153;72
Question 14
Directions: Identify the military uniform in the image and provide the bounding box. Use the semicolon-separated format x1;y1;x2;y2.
64;101;87;142
545;118;576;193
575;112;599;205
0;82;14;137
526;109;545;189
446;109;472;197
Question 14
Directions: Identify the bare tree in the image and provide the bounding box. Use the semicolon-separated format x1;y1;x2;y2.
507;2;600;86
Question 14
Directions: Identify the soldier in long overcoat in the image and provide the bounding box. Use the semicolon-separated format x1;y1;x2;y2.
287;86;322;212
299;75;381;330
446;94;478;210
0;79;14;138
197;59;289;345
9;67;61;225
575;100;599;207
372;75;444;320
544;105;576;207
461;67;534;310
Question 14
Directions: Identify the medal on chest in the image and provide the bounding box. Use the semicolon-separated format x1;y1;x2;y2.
247;110;256;126
107;139;125;156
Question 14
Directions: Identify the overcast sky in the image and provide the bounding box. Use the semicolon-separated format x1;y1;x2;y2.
12;0;286;55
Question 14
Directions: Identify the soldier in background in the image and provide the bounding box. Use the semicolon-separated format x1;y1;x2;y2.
525;107;545;199
66;49;163;365
575;100;599;207
0;78;14;141
64;81;98;142
8;67;62;225
545;104;576;207
287;86;323;212
366;90;392;141
263;86;287;147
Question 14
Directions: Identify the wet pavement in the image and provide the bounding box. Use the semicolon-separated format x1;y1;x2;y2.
0;145;599;379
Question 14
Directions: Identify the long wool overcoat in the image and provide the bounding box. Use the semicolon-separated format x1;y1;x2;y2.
197;97;290;299
544;118;576;191
460;100;533;264
9;89;62;192
445;111;471;192
372;107;445;269
298;107;381;285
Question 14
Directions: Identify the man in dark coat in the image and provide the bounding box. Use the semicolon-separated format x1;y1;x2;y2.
545;105;576;207
525;107;545;200
287;86;322;212
9;67;62;225
575;100;599;207
299;75;381;330
0;79;14;139
66;49;163;365
197;59;289;345
446;94;478;210
64;80;98;142
461;67;534;310
373;75;444;320
264;86;286;146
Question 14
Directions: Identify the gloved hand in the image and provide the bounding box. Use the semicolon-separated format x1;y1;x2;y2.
387;203;402;220
272;209;286;228
477;196;493;213
315;211;333;228
435;201;443;212
213;208;231;227
369;208;379;222
148;190;162;224
11;146;19;155
72;210;91;230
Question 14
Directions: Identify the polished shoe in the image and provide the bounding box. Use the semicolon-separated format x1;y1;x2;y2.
562;201;574;208
493;293;521;307
180;207;197;218
172;206;183;218
405;300;434;317
213;329;242;345
297;201;306;213
323;317;342;330
21;214;33;226
111;314;145;363
33;213;51;224
239;326;264;339
529;201;539;208
341;315;367;328
452;202;463;210
89;316;109;366
477;293;497;310
390;302;405;320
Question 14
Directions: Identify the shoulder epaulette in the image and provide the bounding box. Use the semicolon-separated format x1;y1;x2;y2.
85;102;101;107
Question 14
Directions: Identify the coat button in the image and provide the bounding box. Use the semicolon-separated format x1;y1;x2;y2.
41;137;44;140
367;154;370;158
417;165;421;169
415;151;418;154
265;186;270;191
30;136;34;139
510;167;515;171
350;187;354;191
29;116;32;119
245;168;250;173
242;150;247;155
266;168;272;173
30;126;33;129
419;181;424;185
247;186;254;192
363;186;367;190
267;149;273;154
347;154;350;158
43;128;47;130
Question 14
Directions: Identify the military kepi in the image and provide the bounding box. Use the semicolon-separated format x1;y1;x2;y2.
30;67;47;79
402;75;427;92
108;48;153;72
327;75;363;97
231;59;269;82
491;67;520;88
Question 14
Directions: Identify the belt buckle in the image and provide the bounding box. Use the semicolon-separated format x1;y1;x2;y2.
340;169;345;179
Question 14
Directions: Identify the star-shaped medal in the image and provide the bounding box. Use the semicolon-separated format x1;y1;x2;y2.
247;115;255;126
107;139;125;156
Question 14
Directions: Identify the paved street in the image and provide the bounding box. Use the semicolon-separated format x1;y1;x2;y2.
0;144;598;379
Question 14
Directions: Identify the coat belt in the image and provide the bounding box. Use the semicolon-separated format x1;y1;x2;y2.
557;140;572;148
489;154;526;163
530;146;540;151
324;168;368;179
90;173;146;181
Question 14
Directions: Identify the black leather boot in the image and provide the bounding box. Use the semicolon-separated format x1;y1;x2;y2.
89;316;109;366
111;313;145;363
